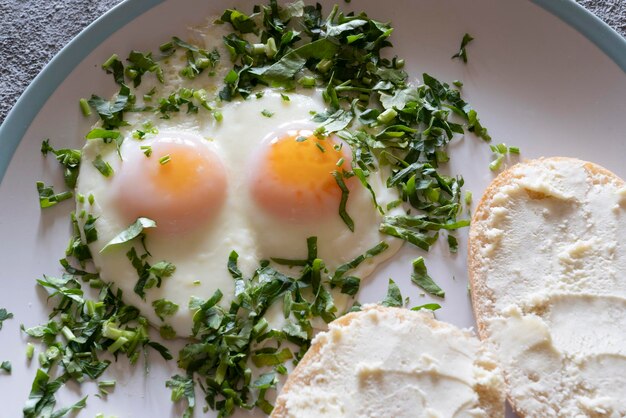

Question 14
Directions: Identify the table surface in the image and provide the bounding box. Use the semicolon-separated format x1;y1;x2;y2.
0;0;624;125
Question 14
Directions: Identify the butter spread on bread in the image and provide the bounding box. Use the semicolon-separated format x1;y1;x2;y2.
469;157;626;417
272;305;504;418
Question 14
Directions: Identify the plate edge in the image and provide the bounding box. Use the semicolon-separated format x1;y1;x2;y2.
0;0;164;183
532;0;626;73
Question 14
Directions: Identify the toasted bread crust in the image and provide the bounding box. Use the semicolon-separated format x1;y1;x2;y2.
467;157;624;417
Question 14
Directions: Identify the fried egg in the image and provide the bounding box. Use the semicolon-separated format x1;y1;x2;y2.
76;88;402;337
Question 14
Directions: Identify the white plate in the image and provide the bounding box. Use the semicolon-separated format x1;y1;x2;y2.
1;0;625;416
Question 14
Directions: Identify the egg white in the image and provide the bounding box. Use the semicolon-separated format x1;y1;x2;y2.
77;51;403;337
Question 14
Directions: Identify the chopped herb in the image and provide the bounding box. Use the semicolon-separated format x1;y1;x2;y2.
100;217;157;252
330;242;388;290
489;143;519;171
40;140;81;189
97;380;116;396
36;182;73;209
83;214;99;244
381;279;403;307
23;370;89;418
377;108;397;124
451;33;474;63
1;361;11;373
261;109;274;117
92;155;113;177
447;234;459;253
380;214;469;251
166;375;195;418
150;261;176;278
160;325;177;340
0;308;13;330
411;257;445;298
152;299;179;321
159;155;171;165
332;171;354;232
411;303;441;311
141;145;153;157
26;343;35;360
79;98;91;116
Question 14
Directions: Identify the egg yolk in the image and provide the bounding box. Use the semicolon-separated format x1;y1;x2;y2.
250;130;353;221
114;134;227;234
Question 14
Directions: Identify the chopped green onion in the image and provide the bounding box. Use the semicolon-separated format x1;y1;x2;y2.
377;108;397;124
26;343;35;360
79;98;91;116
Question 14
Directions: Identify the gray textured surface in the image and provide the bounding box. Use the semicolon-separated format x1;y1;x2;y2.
0;0;624;126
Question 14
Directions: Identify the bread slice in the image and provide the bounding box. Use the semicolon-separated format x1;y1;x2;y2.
469;157;626;417
272;305;505;418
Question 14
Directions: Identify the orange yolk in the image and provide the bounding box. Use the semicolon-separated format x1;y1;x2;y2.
114;135;227;234
250;130;353;221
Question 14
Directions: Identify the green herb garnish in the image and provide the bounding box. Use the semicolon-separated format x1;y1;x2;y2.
0;308;13;330
411;256;445;298
79;98;92;116
100;217;157;252
332;170;354;232
381;279;403;307
489;143;519;171
451;33;474;63
411;303;441;311
40;140;81;189
92;155;113;177
152;299;179;321
36;182;73;209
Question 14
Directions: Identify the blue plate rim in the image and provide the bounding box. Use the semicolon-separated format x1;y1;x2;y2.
0;0;625;183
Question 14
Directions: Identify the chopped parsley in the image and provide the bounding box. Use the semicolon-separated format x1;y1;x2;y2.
451;33;474;63
40;140;81;188
100;217;157;252
1;361;11;373
381;279;403;307
152;299;179;321
22;229;171;417
411;303;442;311
36;182;73;209
127;249;176;299
332;171;354;232
0;308;13;330
261;109;274;117
411;256;445;298
169;237;382;416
